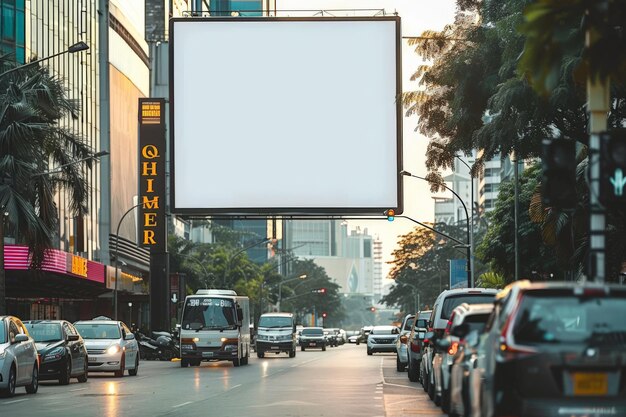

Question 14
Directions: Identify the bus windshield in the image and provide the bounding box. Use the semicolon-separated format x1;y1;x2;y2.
182;297;238;330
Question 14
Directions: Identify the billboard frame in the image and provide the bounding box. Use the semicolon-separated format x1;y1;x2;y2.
169;16;403;216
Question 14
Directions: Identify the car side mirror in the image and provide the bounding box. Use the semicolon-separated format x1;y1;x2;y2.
236;307;244;322
14;334;28;343
124;333;135;340
67;334;80;342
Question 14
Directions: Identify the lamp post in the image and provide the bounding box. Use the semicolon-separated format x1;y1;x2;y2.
223;237;270;287
277;274;307;311
400;281;419;313
113;202;146;321
401;170;472;288
0;41;89;78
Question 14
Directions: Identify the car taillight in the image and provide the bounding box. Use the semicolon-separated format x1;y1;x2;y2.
498;293;537;360
410;342;421;353
447;342;458;356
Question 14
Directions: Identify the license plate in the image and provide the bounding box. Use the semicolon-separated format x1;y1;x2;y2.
573;372;608;396
202;351;214;358
270;346;279;349
310;342;316;346
88;357;97;363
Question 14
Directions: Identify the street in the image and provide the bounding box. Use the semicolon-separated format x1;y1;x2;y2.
0;345;443;417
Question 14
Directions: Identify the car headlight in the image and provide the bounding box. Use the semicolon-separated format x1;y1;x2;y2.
44;347;65;362
224;344;238;351
106;344;121;355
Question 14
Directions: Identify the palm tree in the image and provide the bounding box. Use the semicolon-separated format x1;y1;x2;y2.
476;272;506;290
0;62;96;314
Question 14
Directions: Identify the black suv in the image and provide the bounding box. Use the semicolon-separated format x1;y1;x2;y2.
299;327;326;351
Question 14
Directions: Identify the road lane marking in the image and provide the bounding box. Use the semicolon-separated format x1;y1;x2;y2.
70;387;87;392
2;399;28;405
172;401;193;408
382;381;421;390
227;384;242;391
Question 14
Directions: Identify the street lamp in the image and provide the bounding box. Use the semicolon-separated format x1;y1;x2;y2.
30;150;109;178
277;274;307;311
113;202;147;321
0;41;89;78
223;237;271;287
401;170;472;288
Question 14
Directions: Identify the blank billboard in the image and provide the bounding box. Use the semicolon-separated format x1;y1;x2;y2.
170;17;402;215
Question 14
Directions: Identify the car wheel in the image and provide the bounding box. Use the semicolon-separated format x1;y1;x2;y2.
114;354;125;377
257;351;265;358
78;359;88;383
25;364;39;394
232;356;241;367
1;365;16;397
322;345;326;352
128;356;139;376
59;357;71;385
396;356;405;372
180;358;189;367
301;346;305;351
408;360;419;382
367;348;373;356
289;349;295;358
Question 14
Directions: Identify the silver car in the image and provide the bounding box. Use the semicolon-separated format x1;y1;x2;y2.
367;325;400;355
395;313;415;371
74;319;139;377
0;316;39;397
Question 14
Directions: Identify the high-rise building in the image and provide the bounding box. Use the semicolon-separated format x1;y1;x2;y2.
434;153;476;226
372;237;383;299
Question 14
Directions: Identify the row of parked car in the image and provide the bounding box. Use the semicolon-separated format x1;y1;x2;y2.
395;280;626;417
0;316;140;397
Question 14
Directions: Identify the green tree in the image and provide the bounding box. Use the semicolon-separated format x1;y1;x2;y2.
0;64;96;314
476;271;506;289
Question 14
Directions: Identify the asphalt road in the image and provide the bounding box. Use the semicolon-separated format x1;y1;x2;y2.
0;344;444;417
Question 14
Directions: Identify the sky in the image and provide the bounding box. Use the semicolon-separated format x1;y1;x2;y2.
278;0;458;281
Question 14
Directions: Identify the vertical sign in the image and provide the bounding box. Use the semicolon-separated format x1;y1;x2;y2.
138;98;166;252
449;259;468;290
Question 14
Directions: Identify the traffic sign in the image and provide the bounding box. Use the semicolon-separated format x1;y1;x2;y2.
171;293;178;303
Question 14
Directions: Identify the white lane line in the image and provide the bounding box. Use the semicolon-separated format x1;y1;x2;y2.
382;381;421;390
227;384;242;391
69;387;87;392
2;399;28;405
374;397;383;400
172;401;193;408
290;357;319;368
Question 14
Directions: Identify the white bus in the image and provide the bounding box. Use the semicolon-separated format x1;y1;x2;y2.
179;289;250;367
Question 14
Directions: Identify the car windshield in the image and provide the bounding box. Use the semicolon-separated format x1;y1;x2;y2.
415;319;429;329
403;318;414;331
258;316;292;328
513;292;626;347
371;328;396;335
75;323;121;339
25;323;63;342
182;297;237;330
302;328;322;335
442;294;495;320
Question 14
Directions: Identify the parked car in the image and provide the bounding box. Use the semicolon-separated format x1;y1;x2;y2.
425;288;498;405
24;320;88;385
0;316;39;397
74;318;139;377
299;327;326;351
395;313;415;371
407;309;431;383
440;303;494;416
367;325;400;355
356;326;373;345
324;328;338;347
470;281;626;417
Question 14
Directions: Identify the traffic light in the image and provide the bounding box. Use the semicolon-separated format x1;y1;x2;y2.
600;130;626;207
321;312;327;318
541;139;577;209
385;209;395;222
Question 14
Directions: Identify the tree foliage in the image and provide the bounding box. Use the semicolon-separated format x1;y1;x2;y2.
404;0;626;280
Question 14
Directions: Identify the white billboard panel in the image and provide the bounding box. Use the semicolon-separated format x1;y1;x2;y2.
170;17;402;215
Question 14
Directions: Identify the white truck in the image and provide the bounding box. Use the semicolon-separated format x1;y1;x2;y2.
179;289;250;367
255;312;297;358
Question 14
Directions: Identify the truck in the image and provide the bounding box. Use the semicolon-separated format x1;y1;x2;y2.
179;289;250;367
255;312;297;358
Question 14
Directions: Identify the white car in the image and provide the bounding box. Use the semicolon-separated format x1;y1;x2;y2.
367;325;400;355
74;319;139;377
0;316;39;397
395;314;415;371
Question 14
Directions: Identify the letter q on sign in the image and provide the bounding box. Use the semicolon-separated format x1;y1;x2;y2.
142;145;160;159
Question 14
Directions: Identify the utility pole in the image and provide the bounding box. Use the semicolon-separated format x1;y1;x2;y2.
587;30;610;283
